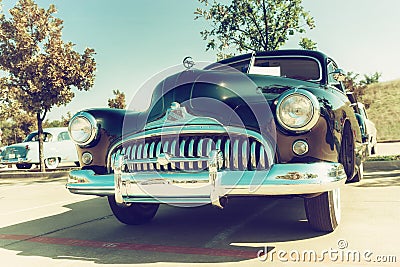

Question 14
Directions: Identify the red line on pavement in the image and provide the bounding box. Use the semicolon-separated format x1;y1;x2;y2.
0;234;256;259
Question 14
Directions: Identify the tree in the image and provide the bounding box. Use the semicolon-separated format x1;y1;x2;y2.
195;0;315;58
108;89;126;109
0;0;96;171
299;37;317;50
344;71;381;109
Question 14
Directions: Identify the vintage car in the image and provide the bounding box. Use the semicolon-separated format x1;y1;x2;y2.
0;127;79;169
66;50;367;232
356;102;377;156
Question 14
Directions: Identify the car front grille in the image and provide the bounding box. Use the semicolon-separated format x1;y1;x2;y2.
110;133;272;172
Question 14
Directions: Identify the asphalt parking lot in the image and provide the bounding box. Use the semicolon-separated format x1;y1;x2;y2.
0;143;399;266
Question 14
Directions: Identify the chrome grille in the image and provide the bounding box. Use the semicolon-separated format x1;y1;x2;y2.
111;133;271;172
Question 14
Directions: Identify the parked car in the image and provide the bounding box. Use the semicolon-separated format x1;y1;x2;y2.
66;50;367;232
0;127;79;169
356;102;377;156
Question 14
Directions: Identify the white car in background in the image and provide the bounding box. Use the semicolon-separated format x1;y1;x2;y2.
0;127;79;169
357;103;377;155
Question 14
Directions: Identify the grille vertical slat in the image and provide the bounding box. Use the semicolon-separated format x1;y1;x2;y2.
233;139;239;170
170;139;177;170
250;141;257;170
188;139;195;169
242;139;248;170
155;141;162;170
197;139;204;170
224;139;231;169
131;144;137;171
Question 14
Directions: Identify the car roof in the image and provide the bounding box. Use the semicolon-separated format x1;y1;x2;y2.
215;49;329;65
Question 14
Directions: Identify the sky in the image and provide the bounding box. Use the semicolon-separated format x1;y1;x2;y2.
2;0;400;121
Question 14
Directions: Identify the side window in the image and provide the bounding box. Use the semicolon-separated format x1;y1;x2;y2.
327;60;344;92
57;132;70;141
327;61;338;84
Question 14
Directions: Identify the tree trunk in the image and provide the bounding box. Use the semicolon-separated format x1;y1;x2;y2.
37;112;46;172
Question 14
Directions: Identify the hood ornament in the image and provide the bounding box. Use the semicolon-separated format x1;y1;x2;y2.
183;56;195;70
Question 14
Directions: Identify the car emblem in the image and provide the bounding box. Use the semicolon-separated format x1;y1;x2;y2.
167;102;185;121
157;152;172;166
183;56;195;70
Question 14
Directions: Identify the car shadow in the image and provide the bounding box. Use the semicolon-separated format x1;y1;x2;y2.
0;195;328;264
354;169;400;187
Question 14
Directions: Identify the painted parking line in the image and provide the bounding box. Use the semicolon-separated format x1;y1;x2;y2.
0;234;256;259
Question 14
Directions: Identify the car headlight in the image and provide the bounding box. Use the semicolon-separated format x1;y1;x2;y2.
276;89;320;133
68;112;98;146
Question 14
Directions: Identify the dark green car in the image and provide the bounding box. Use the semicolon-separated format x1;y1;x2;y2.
66;50;367;232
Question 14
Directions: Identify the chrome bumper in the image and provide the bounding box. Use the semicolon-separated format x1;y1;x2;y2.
0;158;31;164
67;161;347;207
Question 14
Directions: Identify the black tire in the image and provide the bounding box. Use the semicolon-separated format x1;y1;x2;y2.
350;162;363;183
304;189;341;232
371;145;376;155
108;196;159;225
16;163;32;169
340;123;356;182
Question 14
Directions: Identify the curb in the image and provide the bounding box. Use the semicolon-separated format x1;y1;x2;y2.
0;170;72;179
364;160;400;172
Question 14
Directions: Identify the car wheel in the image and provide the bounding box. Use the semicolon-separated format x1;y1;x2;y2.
340;123;356;182
371;145;376;155
107;196;159;225
16;163;32;169
304;188;341;232
44;157;59;169
350;162;363;183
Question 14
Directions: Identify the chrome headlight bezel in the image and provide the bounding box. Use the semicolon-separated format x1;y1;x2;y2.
276;89;320;133
68;112;98;147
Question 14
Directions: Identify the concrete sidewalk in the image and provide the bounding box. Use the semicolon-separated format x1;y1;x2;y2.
374;142;400;156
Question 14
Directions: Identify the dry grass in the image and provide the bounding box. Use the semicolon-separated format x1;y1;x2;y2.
361;79;400;141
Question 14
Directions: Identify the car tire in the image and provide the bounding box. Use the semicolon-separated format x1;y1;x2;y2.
16;163;32;169
349;162;363;183
44;157;59;169
340;123;356;182
371;145;376;155
304;188;341;232
107;196;159;225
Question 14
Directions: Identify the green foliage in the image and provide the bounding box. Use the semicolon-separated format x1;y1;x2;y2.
0;112;36;145
344;71;381;108
0;0;96;170
360;72;381;86
195;0;315;57
108;89;126;109
43;112;72;128
299;37;317;50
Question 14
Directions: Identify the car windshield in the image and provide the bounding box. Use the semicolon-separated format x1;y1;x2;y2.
249;57;321;81
24;132;53;142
